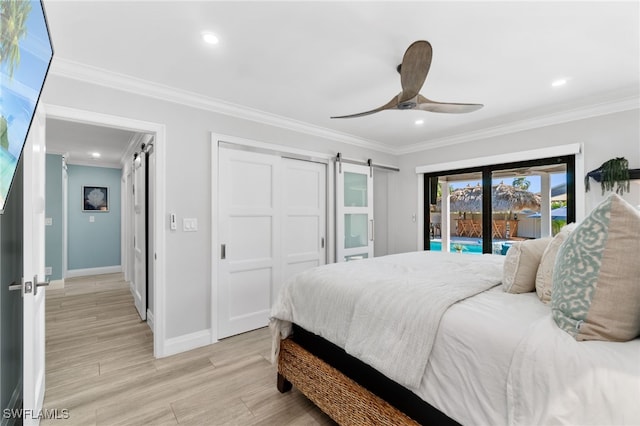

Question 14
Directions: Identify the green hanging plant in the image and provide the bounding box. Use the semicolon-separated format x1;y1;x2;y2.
585;157;630;195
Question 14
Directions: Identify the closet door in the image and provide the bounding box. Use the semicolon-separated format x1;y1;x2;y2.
336;163;374;261
281;158;326;293
218;148;282;339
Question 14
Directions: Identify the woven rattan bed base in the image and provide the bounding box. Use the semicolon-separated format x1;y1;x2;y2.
278;338;419;426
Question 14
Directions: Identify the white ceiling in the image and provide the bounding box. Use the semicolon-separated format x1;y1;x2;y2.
43;1;640;165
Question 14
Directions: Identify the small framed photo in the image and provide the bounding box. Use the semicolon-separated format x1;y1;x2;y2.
82;186;109;212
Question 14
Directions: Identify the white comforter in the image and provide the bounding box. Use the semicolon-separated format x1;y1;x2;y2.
271;251;640;425
270;251;504;389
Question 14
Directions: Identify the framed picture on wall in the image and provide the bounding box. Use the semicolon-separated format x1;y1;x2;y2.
82;185;109;212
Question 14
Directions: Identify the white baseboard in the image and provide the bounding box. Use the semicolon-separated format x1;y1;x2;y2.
146;309;155;333
65;265;122;278
48;279;65;290
162;329;213;358
1;378;22;426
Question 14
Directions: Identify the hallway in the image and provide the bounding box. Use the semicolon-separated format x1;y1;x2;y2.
42;274;333;425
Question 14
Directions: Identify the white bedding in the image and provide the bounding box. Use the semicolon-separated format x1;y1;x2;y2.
271;251;640;425
270;251;504;388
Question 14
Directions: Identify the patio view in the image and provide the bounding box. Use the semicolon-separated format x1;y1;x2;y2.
427;164;569;255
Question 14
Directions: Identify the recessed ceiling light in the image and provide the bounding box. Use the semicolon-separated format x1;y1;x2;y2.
551;78;567;87
415;119;424;125
202;32;219;45
91;152;101;158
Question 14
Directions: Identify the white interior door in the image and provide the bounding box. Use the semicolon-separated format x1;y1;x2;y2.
218;148;281;339
336;163;374;262
281;158;326;288
23;105;47;425
132;152;147;320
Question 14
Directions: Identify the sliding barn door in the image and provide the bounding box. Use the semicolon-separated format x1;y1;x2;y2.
281;158;326;290
218;148;282;339
336;163;374;262
132;153;147;320
218;148;327;339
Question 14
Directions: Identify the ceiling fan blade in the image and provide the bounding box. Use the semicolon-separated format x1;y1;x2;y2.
330;95;400;119
416;95;483;114
399;40;432;102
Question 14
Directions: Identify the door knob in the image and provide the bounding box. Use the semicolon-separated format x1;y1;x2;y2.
33;275;50;296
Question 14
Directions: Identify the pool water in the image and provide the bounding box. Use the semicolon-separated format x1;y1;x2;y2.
429;241;483;254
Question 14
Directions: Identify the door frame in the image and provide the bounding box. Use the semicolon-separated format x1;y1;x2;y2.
44;104;168;358
210;133;333;343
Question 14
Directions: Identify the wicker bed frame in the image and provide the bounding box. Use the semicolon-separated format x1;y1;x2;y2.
276;324;459;426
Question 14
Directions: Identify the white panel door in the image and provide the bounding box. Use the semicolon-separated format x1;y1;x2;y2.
218;148;282;339
281;159;326;290
132;152;146;320
23;106;47;425
336;163;374;262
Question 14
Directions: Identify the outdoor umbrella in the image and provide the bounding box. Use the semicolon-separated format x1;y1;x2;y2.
448;183;541;213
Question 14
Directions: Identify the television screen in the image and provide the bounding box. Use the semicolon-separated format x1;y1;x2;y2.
0;0;53;212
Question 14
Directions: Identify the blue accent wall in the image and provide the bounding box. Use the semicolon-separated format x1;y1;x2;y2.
45;154;64;280
67;165;121;270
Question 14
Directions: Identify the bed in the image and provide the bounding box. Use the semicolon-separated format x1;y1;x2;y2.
270;195;640;425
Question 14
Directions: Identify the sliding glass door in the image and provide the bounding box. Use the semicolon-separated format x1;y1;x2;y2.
424;156;575;254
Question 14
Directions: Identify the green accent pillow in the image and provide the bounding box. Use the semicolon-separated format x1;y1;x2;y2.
551;194;640;341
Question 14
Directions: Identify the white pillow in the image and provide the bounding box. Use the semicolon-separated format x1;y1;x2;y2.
535;223;577;304
502;237;552;294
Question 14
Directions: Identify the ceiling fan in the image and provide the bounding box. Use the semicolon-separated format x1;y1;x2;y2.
331;40;483;119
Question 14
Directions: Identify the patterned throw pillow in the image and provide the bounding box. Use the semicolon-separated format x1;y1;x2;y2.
551;194;640;341
502;237;552;294
535;223;578;304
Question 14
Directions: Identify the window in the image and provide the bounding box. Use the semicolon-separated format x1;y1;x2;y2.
424;155;575;254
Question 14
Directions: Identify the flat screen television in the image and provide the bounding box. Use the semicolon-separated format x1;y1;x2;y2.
0;0;53;212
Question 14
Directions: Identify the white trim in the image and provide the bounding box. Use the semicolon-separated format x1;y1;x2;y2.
44;103;168;359
216;134;332;162
50;57;393;154
415;143;582;174
50;57;638;157
416;175;424;251
65;265;122;278
398;96;639;155
211;132;335;342
163;329;213;358
414;142;586;251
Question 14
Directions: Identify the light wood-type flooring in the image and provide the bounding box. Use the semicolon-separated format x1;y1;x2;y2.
42;273;335;425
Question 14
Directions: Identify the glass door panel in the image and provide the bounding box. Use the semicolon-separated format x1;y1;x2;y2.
336;163;374;262
344;213;368;248
344;172;368;207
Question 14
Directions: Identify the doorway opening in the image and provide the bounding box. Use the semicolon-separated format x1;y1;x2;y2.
44;104;167;358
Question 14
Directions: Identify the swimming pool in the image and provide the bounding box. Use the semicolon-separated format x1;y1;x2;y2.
429;240;483;254
430;240;512;255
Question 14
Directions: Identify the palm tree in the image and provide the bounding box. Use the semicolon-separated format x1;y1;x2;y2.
1;0;32;78
512;177;531;191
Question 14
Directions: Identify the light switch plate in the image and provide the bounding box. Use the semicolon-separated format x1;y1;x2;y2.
183;218;198;232
45;217;53;226
89;216;95;223
45;266;52;275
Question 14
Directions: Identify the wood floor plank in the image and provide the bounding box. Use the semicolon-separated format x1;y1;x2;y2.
43;273;335;425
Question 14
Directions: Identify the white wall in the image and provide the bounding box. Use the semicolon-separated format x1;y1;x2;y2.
390;109;640;254
41;74;396;342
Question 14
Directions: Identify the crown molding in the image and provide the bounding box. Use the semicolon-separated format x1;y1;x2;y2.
396;95;640;155
49;57;639;158
49;57;395;155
